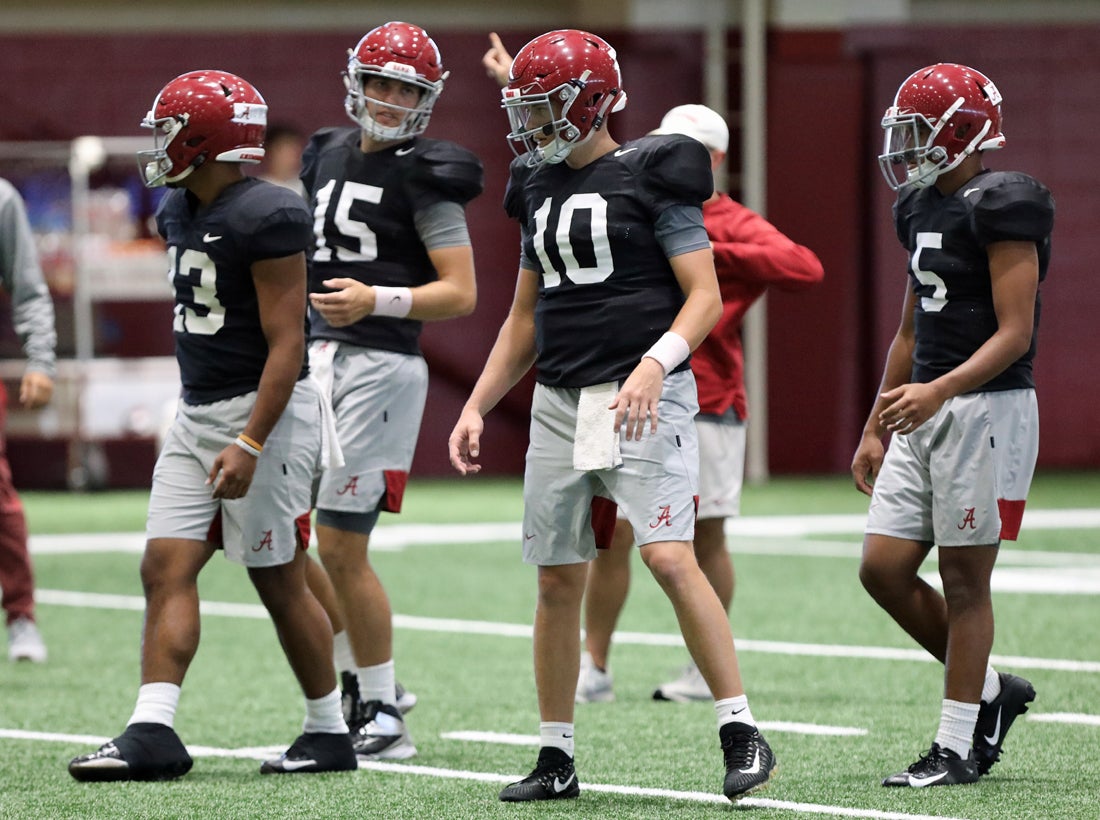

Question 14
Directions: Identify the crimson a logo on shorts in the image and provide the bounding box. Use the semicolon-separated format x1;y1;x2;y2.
648;505;673;529
252;530;274;552
337;476;359;496
957;507;978;530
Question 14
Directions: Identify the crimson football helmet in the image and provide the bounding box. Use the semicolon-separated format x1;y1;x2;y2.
879;63;1005;191
137;70;267;188
344;21;447;142
502;29;627;167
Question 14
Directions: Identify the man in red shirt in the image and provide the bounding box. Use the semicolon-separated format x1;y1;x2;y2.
577;104;825;703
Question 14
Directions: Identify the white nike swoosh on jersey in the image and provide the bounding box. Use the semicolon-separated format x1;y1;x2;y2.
963;187;981;197
614;147;638;156
276;757;319;771
983;706;1003;745
553;773;576;793
739;749;761;774
395;146;415;156
203;233;222;242
908;769;949;787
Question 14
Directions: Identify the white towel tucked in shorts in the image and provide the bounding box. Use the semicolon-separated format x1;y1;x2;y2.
573;381;622;471
308;340;345;470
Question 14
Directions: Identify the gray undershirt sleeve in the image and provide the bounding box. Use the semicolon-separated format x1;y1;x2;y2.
0;180;56;377
655;204;711;258
413;200;472;251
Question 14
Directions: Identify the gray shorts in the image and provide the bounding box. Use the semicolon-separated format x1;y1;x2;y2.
865;389;1038;545
313;343;428;515
146;379;322;567
696;411;745;519
522;370;700;566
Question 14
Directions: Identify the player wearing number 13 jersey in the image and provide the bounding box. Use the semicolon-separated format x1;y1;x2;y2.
298;22;483;762
852;63;1054;789
68;70;356;784
449;29;776;804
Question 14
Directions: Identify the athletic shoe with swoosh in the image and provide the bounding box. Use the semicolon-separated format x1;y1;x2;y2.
260;731;357;774
972;672;1036;775
881;743;979;787
499;747;580;801
720;723;776;799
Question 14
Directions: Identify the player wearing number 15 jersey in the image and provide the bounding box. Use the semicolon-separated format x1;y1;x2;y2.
449;29;775;804
298;22;483;762
852;63;1054;788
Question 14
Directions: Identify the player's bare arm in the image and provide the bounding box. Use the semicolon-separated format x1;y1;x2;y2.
449;268;538;474
209;251;307;499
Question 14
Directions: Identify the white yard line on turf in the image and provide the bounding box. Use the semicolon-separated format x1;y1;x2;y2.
27;507;1100;557
0;728;968;820
33;588;1100;674
442;719;867;746
1027;712;1100;727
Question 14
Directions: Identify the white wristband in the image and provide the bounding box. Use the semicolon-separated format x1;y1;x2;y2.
642;331;691;376
371;285;413;318
233;436;263;458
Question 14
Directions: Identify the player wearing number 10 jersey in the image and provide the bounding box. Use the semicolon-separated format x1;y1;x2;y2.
449;29;775;803
298;22;483;763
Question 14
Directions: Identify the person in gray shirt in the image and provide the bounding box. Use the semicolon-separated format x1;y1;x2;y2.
0;176;56;663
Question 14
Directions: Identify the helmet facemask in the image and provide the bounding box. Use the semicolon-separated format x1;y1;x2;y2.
137;113;191;188
344;62;445;142
503;71;617;168
877;63;1005;192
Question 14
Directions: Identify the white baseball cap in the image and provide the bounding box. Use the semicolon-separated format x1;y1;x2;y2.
651;104;729;153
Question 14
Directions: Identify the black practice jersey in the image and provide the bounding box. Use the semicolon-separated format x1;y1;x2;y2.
301;128;484;355
156;177;313;405
894;169;1054;391
505;134;713;387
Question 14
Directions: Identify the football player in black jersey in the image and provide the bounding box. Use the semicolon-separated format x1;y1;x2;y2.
299;22;483;761
68;71;355;782
852;64;1054;788
451;30;775;803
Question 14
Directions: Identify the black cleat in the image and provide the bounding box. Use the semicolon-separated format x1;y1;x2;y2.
68;722;193;782
350;700;416;760
341;671;417;718
720;723;776;799
499;747;580;802
260;731;357;774
340;671;359;724
973;672;1036;776
882;743;979;787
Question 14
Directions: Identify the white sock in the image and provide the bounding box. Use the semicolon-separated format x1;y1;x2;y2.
333;630;355;676
981;667;1002;703
127;682;181;728
540;722;574;757
715;695;754;729
303;688;348;734
934;698;980;759
358;659;396;706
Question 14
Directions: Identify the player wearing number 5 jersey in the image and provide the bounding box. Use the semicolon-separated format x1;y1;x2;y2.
449;29;774;803
299;22;483;761
69;70;355;782
852;63;1053;788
